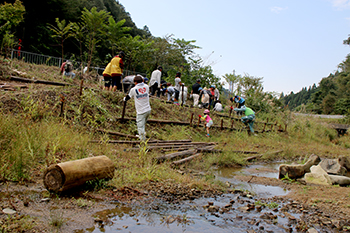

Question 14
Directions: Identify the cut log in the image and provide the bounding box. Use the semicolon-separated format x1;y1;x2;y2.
171;153;201;166
154;149;197;163
43;155;114;192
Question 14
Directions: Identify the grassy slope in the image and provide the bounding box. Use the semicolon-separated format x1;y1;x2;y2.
1;58;350;190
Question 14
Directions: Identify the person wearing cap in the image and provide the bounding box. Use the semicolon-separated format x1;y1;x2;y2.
199;109;213;137
230;95;245;115
234;105;255;134
110;51;125;92
149;66;162;97
191;79;202;107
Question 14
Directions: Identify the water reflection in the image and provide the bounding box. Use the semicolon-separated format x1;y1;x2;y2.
80;163;292;233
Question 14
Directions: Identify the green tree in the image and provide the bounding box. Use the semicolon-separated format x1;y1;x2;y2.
81;7;110;71
0;0;25;56
47;18;73;62
103;17;131;56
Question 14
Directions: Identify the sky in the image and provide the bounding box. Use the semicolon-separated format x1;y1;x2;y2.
120;0;350;94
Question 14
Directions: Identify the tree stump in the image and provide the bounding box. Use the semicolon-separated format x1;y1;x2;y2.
43;155;114;192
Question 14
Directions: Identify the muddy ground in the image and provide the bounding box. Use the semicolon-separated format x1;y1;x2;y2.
1;166;350;233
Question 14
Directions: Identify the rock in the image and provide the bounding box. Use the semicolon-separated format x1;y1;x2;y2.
305;165;332;186
328;174;350;186
307;228;318;233
319;159;347;176
279;154;321;179
207;205;220;212
2;208;16;215
339;156;350;171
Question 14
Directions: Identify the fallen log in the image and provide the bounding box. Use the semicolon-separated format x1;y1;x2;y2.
245;154;263;162
97;129;139;139
116;117;190;125
171;153;201;166
233;151;258;154
43;155;114;193
154;149;197;163
197;145;222;153
89;140;139;144
148;139;192;144
10;76;72;86
125;144;196;151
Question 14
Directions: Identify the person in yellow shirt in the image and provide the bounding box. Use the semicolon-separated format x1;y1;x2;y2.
109;51;125;92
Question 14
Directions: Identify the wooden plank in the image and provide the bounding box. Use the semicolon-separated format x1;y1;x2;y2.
171;153;201;166
154;149;197;163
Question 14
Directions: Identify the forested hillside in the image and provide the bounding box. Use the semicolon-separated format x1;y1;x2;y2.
281;41;350;115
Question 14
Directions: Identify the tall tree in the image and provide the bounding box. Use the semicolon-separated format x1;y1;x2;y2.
80;7;110;71
47;18;73;62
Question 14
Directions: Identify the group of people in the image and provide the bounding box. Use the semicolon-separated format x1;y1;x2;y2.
99;51;256;140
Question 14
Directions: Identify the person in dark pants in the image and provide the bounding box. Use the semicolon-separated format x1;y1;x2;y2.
149;66;162;97
174;72;182;104
110;51;125;92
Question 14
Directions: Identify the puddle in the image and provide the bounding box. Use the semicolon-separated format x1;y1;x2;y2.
78;163;296;233
215;163;289;198
80;195;299;233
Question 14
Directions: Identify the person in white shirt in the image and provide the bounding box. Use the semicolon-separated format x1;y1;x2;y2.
213;100;223;112
149;66;162;97
174;72;182;104
166;83;175;102
123;75;151;141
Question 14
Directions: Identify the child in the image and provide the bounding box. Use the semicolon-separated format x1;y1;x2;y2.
199;109;213;137
123;75;151;141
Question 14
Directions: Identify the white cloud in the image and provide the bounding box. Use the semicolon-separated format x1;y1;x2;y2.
270;6;288;14
330;0;350;9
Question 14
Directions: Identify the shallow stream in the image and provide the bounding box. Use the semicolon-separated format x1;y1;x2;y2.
76;163;299;233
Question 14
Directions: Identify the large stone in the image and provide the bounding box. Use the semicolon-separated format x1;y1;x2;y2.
338;156;350;171
319;159;347;176
279;154;321;179
305;165;332;186
328;174;350;186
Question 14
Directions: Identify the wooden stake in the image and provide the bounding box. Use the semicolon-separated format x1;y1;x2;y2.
221;119;224;130
197;115;201;128
121;100;127;120
79;79;84;96
190;113;194;126
231;119;234;130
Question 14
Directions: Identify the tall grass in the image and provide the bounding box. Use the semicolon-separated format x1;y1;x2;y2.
0;113;93;181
